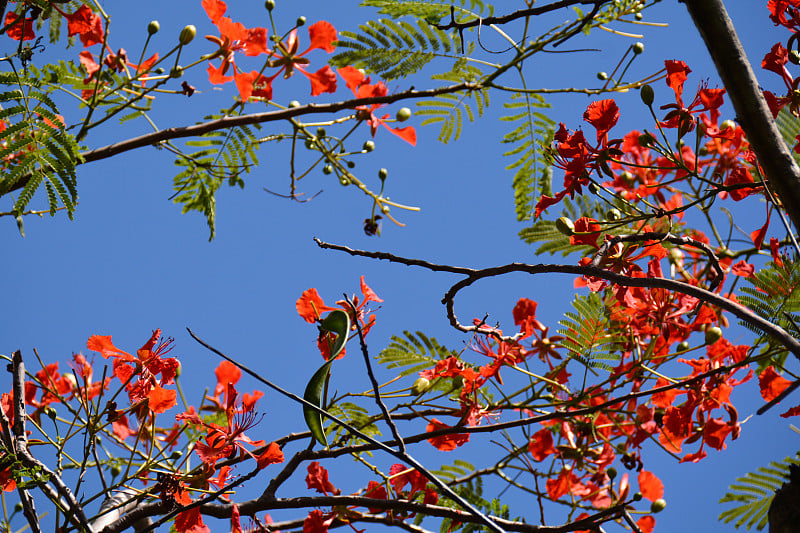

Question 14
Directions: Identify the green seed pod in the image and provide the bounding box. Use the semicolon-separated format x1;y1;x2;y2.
705;326;723;345
411;377;431;395
396;107;412;122
110;464;122;477
322;164;333;175
606;208;621;221
148;20;160;35
178;25;196;45
606;467;618;479
363;140;375;152
316;127;326;138
597;71;608;81
640;84;654;106
170;66;183;78
288;100;301;108
632;42;644;55
638;132;655;147
378;168;388;181
296;16;306;27
265;0;276;11
650;498;667;513
632;492;643;502
556;216;575;236
676;341;690;353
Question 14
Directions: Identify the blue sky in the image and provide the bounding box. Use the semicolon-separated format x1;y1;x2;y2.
1;1;796;532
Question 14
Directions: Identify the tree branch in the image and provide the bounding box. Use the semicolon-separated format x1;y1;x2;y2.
682;0;800;232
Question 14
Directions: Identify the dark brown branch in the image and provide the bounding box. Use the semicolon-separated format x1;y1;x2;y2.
434;0;605;31
2;83;476;196
682;0;800;232
9;351;92;533
314;239;800;360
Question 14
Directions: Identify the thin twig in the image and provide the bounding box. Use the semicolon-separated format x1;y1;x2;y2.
344;295;406;454
186;328;507;533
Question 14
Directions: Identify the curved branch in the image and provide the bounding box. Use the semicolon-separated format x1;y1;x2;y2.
315;239;800;360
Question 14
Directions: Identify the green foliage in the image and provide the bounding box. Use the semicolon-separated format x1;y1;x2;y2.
331;18;462;80
557;292;623;372
0;70;80;218
737;257;800;371
325;401;381;447
431;459;476;481
500;92;555;221
415;59;488;142
377;330;452;378
361;0;494;22
776;107;800;165
718;454;800;530
518;196;608;255
439;477;518;533
172;114;262;240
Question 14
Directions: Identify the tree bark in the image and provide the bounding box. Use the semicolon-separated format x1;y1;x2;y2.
682;0;800;233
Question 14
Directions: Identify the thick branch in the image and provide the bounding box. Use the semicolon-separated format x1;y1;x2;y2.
682;0;800;232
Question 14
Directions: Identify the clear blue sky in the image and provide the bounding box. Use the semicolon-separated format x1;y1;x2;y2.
2;2;795;531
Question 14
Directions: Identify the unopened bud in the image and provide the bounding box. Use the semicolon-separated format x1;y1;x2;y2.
632;42;644;55
148;21;160;35
411;377;431;395
640;84;654;106
556;216;575;236
179;25;196;45
265;0;276;11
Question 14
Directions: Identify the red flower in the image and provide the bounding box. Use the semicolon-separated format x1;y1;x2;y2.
759;365;792;402
256;442;284;468
364;481;388;513
426;418;470;451
528;428;556;461
338;66;417;145
660;60;726;137
177;382;265;465
261;21;338;98
65;5;104;47
4;12;34;41
306;462;339;495
303;510;336;533
388;464;428;497
637;470;664;502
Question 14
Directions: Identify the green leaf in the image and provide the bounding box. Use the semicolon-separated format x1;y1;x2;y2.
302;310;351;446
303;359;335;447
719;455;800;530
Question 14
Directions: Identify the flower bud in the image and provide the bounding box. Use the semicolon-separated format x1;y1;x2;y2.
556;216;575;236
296;16;306;27
720;119;735;131
606;467;618;479
363;140;375;152
396;107;412;121
170;66;183;78
322;164;333;175
705;326;722;345
179;25;196;45
288;100;301;108
638;132;655;147
378;168;388;181
606;208;621;221
148;20;160;35
640;84;654;106
676;341;690;353
790;50;800;65
597;71;608;80
265;0;276;11
632;492;643;502
632;42;644;55
650;498;667;513
411;377;431;395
